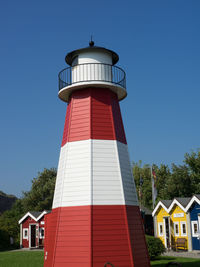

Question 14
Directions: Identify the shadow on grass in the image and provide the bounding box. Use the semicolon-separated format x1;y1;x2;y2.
0;246;19;252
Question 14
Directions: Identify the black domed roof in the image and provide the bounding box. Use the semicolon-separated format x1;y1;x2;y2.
65;44;119;66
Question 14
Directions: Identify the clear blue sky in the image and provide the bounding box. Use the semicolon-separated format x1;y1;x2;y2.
0;0;199;197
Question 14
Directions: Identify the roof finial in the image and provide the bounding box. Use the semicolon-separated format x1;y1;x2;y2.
89;35;94;47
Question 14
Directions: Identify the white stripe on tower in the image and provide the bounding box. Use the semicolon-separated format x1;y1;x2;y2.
52;139;138;208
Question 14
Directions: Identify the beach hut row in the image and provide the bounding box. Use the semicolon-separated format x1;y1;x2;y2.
152;194;200;251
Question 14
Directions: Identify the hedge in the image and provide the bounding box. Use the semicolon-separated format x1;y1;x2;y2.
146;235;165;259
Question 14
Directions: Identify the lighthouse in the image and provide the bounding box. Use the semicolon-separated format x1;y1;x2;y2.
44;42;150;267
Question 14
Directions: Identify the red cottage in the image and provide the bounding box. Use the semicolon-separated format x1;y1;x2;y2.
18;210;50;249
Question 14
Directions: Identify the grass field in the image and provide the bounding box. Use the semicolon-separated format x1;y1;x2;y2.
1;251;200;267
151;256;200;266
0;250;43;267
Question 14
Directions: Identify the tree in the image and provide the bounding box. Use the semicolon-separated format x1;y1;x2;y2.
22;168;56;211
0;168;57;248
0;199;24;246
132;149;200;209
165;164;192;199
133;161;152;209
154;164;171;200
184;150;200;193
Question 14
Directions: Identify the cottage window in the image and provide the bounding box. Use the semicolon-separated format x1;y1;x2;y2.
23;228;28;239
40;227;45;239
174;222;179;236
194;224;198;233
191;221;199;237
180;222;187;236
158;223;164;236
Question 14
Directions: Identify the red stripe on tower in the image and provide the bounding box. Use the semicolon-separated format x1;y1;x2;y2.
61;88;126;146
44;42;150;267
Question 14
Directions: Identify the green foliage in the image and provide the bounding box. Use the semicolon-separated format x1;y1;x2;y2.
0;229;10;250
133;149;200;209
154;164;171;200
0;199;24;248
184;150;200;193
22;168;56;211
0;168;56;249
166;164;192;199
146;235;165;259
0;191;17;214
132;161;152;209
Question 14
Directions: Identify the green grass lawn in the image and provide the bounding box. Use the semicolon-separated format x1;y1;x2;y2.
0;250;43;267
151;256;200;267
1;251;200;267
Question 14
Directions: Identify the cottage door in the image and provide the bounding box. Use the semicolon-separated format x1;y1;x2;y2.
164;217;170;249
30;225;36;248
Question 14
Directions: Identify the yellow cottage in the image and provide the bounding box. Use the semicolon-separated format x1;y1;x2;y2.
152;198;192;251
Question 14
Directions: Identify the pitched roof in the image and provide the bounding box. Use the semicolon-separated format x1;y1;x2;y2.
153;195;200;216
29;210;51;218
161;200;172;208
153;198;190;216
194;194;200;200
29;211;43;218
184;195;200;212
152;200;170;216
175;197;191;208
18;210;50;224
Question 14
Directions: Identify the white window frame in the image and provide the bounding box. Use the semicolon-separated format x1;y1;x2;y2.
36;227;39;239
39;227;45;239
23;228;29;239
191;221;199;237
180;221;187;236
174;222;179;236
158;222;164;236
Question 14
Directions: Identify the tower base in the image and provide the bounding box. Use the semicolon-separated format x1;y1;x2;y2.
44;205;150;267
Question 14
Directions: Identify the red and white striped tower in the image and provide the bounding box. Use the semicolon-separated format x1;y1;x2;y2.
44;42;150;267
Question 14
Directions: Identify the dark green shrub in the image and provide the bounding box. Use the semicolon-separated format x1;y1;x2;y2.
146;235;165;259
0;229;10;250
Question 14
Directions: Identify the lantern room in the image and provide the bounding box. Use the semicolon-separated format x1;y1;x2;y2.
58;42;127;102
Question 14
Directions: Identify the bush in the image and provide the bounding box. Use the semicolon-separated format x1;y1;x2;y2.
146;235;165;259
0;229;10;250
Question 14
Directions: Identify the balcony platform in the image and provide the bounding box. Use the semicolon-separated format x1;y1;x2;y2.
58;63;127;102
58;81;127;102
